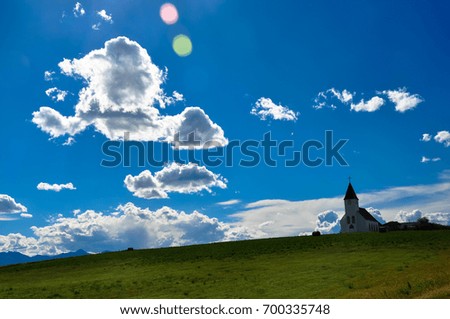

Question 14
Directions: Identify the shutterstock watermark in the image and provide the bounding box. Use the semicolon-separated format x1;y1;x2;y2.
100;130;349;168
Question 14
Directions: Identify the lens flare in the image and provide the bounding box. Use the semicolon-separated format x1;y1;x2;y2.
172;34;192;57
160;3;179;25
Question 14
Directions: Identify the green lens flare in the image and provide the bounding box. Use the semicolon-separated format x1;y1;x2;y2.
172;34;192;57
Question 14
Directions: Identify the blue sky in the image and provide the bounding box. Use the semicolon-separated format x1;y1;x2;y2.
1;0;449;255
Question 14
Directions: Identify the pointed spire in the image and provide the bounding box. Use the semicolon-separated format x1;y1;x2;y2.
344;182;358;200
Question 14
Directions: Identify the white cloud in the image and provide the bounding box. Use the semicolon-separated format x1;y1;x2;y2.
125;163;227;199
312;91;328;110
421;156;441;163
91;23;101;31
62;137;76;146
350;96;385;112
251;97;298;121
330;88;353;104
37;182;76;192
174;107;228;149
32;37;227;148
314;210;340;234
394;209;449;225
32;106;86;137
232;197;343;238
2;180;450;256
434;130;450;147
97;9;113;23
395;209;423;223
0;195;27;214
424;212;450;225
366;207;386;224
45;87;68;102
0;233;40;254
73;2;86;17
0;203;255;256
232;179;450;237
421;133;432;142
172;91;184;101
217;199;241;206
313;88;353;110
315;87;423;112
20;213;33;218
381;88;423;112
162;91;185;107
44;71;55;81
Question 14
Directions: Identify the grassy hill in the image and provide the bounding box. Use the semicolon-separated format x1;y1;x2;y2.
0;230;449;298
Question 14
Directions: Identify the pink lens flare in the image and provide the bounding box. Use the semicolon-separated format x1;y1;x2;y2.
160;3;179;25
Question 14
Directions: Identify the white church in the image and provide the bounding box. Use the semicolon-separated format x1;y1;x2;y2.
340;182;380;233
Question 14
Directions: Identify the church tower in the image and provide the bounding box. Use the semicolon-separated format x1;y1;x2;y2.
340;181;380;233
340;182;360;232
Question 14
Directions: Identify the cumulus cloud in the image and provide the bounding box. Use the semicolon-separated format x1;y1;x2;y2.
162;91;185;107
37;182;76;192
251;97;298;121
172;91;184;102
421;133;432;142
394;209;450;225
313;88;353;110
330;88;353;104
0;203;254;256
434;130;450;147
314;210;341;234
425;212;450;225
45;87;68;102
313;208;384;234
44;71;55;81
172;107;228;148
0;195;27;214
381;88;423;112
396;209;423;223
125;163;227;199
97;9;113;23
314;87;423;113
32;37;227;148
366;207;386;224
73;2;85;17
350;96;385;112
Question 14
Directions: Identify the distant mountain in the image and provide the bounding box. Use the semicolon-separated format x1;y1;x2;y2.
0;249;89;267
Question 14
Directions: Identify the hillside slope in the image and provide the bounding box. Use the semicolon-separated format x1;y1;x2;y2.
0;231;449;298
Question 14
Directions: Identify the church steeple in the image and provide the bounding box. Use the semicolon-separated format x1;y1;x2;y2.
344;182;358;200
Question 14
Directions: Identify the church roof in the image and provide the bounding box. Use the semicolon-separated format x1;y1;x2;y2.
344;183;358;200
358;208;380;224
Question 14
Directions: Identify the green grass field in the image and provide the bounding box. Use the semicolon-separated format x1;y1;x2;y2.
0;230;449;298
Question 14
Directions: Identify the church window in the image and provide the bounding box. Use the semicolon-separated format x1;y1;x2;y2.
352;216;355;223
347;216;350;224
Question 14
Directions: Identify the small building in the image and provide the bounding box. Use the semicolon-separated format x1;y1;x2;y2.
340;182;380;233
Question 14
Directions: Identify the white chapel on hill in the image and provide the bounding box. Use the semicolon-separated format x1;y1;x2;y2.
340;182;380;233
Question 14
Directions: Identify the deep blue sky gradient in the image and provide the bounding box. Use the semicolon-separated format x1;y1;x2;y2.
1;0;449;235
